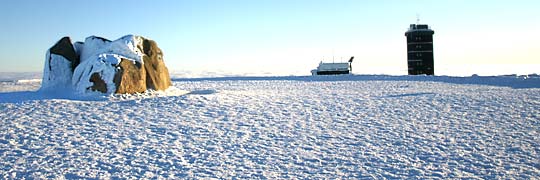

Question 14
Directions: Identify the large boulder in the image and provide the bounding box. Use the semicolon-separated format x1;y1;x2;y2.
41;35;172;94
140;39;171;90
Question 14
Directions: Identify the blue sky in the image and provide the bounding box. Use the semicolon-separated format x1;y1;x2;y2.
0;0;538;75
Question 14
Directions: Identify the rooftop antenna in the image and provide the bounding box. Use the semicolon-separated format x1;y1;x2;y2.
332;49;335;63
416;13;420;24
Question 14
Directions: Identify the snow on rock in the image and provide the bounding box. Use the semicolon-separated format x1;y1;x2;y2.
72;53;121;94
78;36;111;64
41;53;73;91
79;35;144;65
40;35;172;94
73;41;85;59
40;37;79;91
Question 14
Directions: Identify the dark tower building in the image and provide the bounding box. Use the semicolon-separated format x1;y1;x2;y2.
405;24;435;75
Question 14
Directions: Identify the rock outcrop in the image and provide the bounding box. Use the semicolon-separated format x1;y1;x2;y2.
41;35;172;94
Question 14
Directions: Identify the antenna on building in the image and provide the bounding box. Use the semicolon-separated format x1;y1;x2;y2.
349;56;354;72
332;49;335;63
416;13;420;24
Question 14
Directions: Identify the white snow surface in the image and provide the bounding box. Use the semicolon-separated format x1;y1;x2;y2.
1;74;539;179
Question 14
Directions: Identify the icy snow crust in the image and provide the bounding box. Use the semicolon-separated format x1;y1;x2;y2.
1;75;540;179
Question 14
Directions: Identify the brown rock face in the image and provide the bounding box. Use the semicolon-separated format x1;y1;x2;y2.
113;58;147;94
49;36;80;71
139;39;172;91
89;73;107;93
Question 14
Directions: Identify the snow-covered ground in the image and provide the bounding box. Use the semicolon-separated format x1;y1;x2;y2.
1;73;539;179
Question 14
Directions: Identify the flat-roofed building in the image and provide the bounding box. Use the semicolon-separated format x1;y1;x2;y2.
405;24;435;75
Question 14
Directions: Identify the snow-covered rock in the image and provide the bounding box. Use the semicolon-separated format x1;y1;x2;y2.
40;35;172;94
41;37;79;91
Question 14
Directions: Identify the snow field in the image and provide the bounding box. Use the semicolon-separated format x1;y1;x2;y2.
0;76;539;178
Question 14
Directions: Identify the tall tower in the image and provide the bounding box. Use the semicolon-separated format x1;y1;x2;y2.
405;24;435;75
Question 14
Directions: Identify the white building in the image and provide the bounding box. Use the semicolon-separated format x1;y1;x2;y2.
311;56;354;75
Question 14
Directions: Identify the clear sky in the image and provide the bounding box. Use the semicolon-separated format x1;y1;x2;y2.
0;0;539;76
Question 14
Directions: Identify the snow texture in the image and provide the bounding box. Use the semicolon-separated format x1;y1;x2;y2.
40;52;73;91
1;74;540;179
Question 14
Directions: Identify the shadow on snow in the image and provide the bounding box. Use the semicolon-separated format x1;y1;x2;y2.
0;89;205;104
0;90;108;103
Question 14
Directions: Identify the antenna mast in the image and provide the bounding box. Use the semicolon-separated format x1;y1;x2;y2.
416;13;420;24
332;49;335;63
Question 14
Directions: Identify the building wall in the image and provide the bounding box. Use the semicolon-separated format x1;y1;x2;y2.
405;25;435;75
